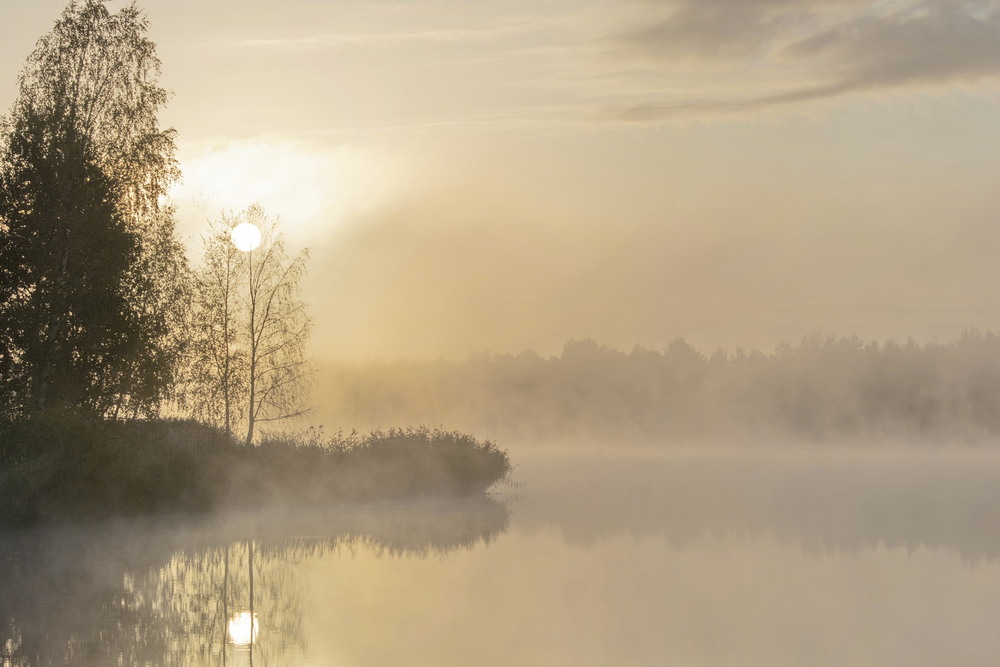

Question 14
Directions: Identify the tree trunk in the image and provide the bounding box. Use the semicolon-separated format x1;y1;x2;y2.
245;249;256;447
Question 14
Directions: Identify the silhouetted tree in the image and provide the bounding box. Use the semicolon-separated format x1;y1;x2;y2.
0;110;138;414
0;0;187;417
187;206;311;444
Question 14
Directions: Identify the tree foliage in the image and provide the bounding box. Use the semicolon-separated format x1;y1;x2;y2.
0;0;188;417
14;0;179;216
0;110;138;415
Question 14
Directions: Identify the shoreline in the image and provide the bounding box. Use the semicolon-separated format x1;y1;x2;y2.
0;412;512;527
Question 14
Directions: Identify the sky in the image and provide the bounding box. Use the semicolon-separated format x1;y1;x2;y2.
4;0;1000;359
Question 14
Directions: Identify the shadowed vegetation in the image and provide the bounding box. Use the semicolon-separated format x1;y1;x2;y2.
0;2;512;527
0;410;511;526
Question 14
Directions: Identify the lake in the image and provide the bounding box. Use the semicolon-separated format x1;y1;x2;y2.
4;447;1000;665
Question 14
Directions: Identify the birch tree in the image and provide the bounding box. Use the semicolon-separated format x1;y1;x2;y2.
188;206;311;444
0;0;188;417
185;216;247;436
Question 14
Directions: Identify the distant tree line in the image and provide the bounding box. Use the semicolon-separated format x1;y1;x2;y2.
0;0;310;443
316;331;1000;445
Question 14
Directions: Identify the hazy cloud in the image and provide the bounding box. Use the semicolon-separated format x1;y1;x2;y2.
297;163;1000;360
620;0;832;61
229;25;536;51
600;82;853;121
613;0;1000;118
786;0;1000;88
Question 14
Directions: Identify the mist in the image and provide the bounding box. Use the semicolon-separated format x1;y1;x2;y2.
8;450;1000;665
303;140;1000;360
8;0;1000;664
306;331;1000;453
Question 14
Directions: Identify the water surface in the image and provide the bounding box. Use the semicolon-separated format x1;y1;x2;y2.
4;449;1000;665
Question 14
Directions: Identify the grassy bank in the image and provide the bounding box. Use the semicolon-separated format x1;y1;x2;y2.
0;411;511;526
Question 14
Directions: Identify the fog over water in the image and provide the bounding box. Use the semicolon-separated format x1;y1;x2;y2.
6;1;1000;664
311;332;1000;448
6;448;1000;666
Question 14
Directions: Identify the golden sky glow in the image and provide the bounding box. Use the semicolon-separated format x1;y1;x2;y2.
5;0;1000;358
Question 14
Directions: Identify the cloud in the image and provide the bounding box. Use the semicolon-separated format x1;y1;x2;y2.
222;10;555;53
620;0;829;61
611;0;1000;118
229;26;532;51
599;82;853;121
786;1;1000;88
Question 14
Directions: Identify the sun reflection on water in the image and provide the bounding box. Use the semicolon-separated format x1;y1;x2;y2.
227;611;258;647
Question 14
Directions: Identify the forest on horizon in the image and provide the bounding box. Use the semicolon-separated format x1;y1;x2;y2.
313;330;1000;447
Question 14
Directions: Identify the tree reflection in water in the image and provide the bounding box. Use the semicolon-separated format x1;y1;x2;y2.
0;498;510;666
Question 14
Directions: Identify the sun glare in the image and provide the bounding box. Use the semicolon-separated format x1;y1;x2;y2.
231;222;261;251
173;138;396;248
228;611;258;646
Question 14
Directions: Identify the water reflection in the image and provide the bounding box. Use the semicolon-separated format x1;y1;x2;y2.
0;498;509;666
514;450;1000;561
6;452;1000;665
228;611;258;647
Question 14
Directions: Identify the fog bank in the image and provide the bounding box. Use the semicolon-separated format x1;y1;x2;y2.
313;331;1000;448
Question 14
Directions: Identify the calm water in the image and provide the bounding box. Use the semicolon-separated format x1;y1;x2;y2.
5;449;1000;665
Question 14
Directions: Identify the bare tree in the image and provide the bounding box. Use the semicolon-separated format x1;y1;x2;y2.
185;215;247;436
187;206;311;444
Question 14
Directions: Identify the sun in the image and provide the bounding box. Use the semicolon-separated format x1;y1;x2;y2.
172;137;397;248
231;222;261;251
